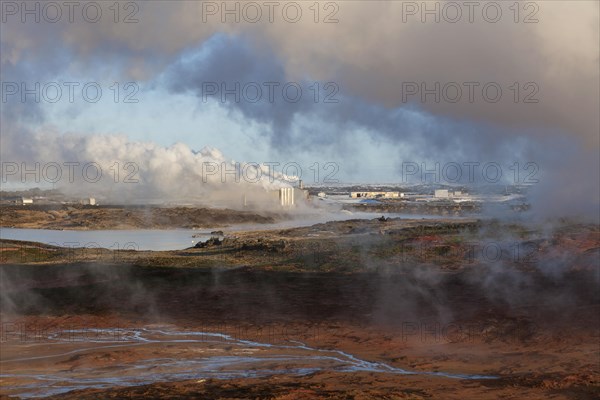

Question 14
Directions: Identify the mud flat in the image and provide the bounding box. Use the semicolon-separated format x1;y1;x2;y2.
1;218;598;398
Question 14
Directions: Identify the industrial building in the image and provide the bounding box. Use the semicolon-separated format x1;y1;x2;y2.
81;197;96;206
279;186;309;206
434;189;449;198
247;183;309;208
350;191;403;199
434;189;467;199
279;187;294;206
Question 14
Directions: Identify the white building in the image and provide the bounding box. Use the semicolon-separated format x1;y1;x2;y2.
20;197;33;205
279;187;294;206
350;191;402;199
434;189;449;198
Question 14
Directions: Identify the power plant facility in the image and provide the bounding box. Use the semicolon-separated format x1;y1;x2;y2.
350;191;403;199
278;187;294;207
434;189;466;199
434;189;449;198
243;182;309;209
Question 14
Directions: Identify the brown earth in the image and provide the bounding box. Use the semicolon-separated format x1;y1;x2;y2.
0;204;281;230
0;218;598;399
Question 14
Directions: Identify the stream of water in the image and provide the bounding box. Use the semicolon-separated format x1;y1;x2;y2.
0;326;497;398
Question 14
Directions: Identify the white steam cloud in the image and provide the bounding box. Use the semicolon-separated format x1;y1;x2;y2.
1;131;294;206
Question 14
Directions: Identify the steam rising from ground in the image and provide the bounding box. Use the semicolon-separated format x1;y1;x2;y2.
1;221;597;328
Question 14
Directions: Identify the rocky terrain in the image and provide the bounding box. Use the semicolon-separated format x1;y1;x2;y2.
0;217;598;399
